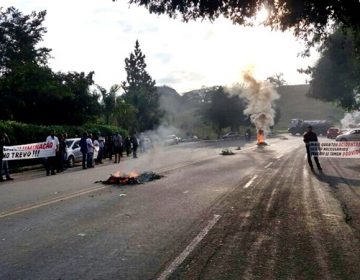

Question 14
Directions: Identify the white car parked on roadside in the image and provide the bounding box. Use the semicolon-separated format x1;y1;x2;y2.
65;138;82;167
65;137;98;167
335;128;360;141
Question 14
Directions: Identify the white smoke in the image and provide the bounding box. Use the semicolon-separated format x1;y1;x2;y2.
227;71;279;133
340;111;360;128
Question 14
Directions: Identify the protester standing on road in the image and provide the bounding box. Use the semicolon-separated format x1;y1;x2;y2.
130;134;138;158
46;130;59;176
105;135;113;161
112;132;123;163
86;133;95;168
58;133;67;172
96;134;105;164
124;135;131;157
245;128;251;142
80;132;88;169
0;132;14;181
303;125;322;171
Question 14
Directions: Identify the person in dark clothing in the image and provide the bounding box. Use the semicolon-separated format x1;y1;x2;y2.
303;126;322;170
112;133;123;163
124;136;131;157
79;132;88;169
130;134;138;158
245;128;251;141
0;132;14;181
105;135;113;161
58;133;67;172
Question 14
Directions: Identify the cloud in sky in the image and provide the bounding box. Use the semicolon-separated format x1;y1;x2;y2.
2;0;319;93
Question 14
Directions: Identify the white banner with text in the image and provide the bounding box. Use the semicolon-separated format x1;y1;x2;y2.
3;142;56;161
310;141;360;158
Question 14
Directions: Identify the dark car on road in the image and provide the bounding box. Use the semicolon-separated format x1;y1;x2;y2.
326;127;341;139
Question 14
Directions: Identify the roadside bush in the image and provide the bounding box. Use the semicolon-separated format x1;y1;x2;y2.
0;120;127;145
0;121;128;171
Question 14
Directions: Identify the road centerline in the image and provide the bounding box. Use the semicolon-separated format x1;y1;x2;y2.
0;185;106;219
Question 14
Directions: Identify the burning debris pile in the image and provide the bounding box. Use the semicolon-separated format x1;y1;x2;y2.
96;171;163;185
256;129;267;146
234;71;280;146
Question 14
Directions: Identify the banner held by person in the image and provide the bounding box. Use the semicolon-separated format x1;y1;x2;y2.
310;141;360;158
3;142;56;161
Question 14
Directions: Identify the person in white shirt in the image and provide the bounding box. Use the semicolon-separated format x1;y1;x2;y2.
45;130;59;175
96;135;105;164
86;133;95;168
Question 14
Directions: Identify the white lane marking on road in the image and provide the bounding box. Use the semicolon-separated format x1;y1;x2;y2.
264;162;273;169
183;191;189;194
157;214;221;280
244;175;258;189
266;188;277;212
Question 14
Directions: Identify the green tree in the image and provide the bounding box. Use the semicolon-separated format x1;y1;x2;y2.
0;7;102;125
266;73;286;87
308;29;360;110
121;40;161;131
115;1;360;48
0;7;51;75
57;71;102;125
204;86;249;137
113;96;138;131
0;63;68;124
97;84;119;125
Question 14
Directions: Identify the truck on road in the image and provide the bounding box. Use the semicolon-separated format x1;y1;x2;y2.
288;118;333;136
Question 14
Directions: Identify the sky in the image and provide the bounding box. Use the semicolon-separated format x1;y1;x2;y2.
2;0;319;94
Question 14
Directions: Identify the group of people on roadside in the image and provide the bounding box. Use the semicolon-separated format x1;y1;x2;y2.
1;129;144;180
78;131;139;169
45;131;68;176
79;132;99;169
1;125;325;180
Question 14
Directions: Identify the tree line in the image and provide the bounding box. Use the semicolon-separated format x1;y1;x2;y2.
0;7;160;132
3;2;357;139
0;6;279;138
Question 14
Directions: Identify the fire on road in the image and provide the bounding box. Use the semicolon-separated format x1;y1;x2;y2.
0;136;360;280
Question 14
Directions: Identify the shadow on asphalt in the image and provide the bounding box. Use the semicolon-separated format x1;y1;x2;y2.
314;172;360;189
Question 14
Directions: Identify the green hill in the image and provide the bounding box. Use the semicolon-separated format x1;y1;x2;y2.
275;84;345;129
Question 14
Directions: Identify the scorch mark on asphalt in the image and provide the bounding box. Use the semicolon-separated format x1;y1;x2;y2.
157;214;221;280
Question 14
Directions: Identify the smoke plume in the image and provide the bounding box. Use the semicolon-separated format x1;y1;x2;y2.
341;111;360;128
231;71;279;132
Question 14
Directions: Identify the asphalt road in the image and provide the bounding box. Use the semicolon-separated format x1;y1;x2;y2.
0;136;359;280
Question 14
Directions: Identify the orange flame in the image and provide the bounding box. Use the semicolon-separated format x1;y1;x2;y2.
257;129;265;144
112;171;121;177
108;170;140;185
128;171;139;178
